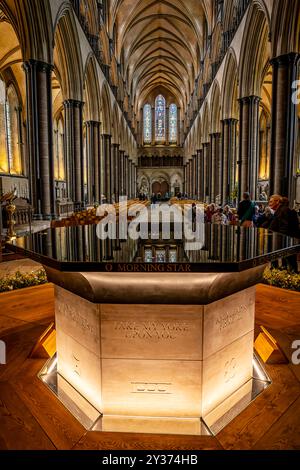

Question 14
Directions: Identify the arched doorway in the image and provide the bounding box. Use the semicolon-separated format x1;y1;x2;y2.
152;180;169;196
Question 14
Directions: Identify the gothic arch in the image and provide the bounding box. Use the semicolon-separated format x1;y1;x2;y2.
100;81;112;135
54;8;84;101
221;49;239;120
112;103;120;144
210;81;221;134
84;54;101;122
201;101;210;143
239;2;269;98
13;0;53;63
271;0;300;57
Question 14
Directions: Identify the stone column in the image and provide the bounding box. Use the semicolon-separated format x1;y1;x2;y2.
119;150;125;196
190;157;194;198
222;119;238;204
186;162;190;196
132;162;136;198
177;108;181;146
24;60;55;219
128;160;132;199
124;155;129;196
187;160;192;197
197;149;203;200
64;99;84;205
209;133;221;203
166;106;169;145
101;134;112;203
151;106;155;146
183;164;187;194
238;96;260;201
270;53;300;201
193;155;197;199
112;143;120;201
133;164;137;198
203;143;210;202
85;121;101;204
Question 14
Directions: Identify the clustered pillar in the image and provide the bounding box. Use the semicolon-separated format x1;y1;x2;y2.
270;53;300;202
101;134;112;203
238;96;260;200
85;121;101;204
64;99;84;205
24;60;55;220
222;119;238;204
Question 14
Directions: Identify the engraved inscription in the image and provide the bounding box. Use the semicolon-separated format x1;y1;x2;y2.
224;358;237;383
114;321;190;340
57;302;95;335
132;382;172;394
215;305;248;332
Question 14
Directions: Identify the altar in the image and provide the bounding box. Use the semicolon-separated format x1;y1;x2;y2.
7;225;300;435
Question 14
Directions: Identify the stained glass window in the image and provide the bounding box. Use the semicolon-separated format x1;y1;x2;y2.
0;80;22;175
155;94;166;141
54;116;65;181
143;104;152;143
169;103;177;143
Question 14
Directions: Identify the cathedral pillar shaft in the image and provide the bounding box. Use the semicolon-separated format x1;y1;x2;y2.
166;106;169;145
101;134;112;203
186;162;190;196
191;155;196;198
24;60;55;219
197;149;203;200
238;96;260;200
124;155;129;196
119;151;125;196
222;119;238;204
128;158;132;198
86;121;101;204
64;99;84;204
112;144;120;201
203;143;210;202
131;162;136;198
189;160;193;198
209;133;221;203
270;53;299;200
151;107;155;146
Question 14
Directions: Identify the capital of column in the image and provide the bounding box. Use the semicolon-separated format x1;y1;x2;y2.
101;133;112;140
23;59;54;74
210;132;221;139
112;143;120;148
64;99;84;109
85;120;101;128
238;95;261;105
222;118;238;125
202;142;210;148
270;52;300;68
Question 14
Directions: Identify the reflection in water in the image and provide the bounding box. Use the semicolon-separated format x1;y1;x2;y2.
10;224;300;266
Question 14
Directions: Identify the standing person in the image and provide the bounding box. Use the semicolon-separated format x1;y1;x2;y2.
264;195;300;238
263;195;300;272
238;192;255;227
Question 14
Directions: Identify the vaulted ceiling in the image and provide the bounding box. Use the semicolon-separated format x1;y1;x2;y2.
109;0;212;114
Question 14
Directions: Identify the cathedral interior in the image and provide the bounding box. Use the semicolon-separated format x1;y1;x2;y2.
0;0;300;453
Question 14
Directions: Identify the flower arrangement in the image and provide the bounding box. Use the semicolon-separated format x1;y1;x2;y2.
0;269;47;293
263;267;300;292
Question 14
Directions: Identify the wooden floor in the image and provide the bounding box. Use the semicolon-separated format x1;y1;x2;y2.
0;283;300;450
